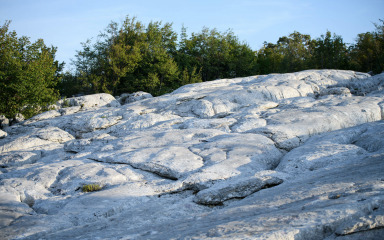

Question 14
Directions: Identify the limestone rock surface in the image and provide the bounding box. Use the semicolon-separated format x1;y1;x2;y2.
1;70;384;239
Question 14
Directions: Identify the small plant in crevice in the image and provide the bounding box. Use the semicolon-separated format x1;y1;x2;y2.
81;184;102;193
62;97;70;108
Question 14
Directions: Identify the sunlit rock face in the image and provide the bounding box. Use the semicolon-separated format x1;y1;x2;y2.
1;70;384;239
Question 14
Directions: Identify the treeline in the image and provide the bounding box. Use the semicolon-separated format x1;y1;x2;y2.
257;26;384;74
61;16;384;98
1;16;384;119
58;16;258;97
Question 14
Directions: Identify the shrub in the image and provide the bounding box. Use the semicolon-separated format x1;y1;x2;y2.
0;20;62;119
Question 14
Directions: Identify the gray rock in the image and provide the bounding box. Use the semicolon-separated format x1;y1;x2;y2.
118;91;153;104
0;192;34;228
64;139;92;153
320;86;352;96
231;117;267;132
35;127;74;143
336;209;384;236
193;171;285;205
1;70;384;240
25;110;61;124
0;135;52;153
59;106;81;115
59;93;121;108
73;93;121;108
0;129;7;139
0;151;41;167
13;113;24;123
0;115;9;128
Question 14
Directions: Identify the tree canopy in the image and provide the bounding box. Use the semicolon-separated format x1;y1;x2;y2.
68;16;258;97
256;20;383;75
0;21;62;119
71;17;193;97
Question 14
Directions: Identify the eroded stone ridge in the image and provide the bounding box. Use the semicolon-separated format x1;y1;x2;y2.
1;70;384;239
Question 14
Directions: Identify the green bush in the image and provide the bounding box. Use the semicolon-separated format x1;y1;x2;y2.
0;20;62;119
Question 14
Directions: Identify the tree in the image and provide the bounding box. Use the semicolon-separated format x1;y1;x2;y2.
56;71;84;97
130;20;180;95
108;18;144;95
0;21;61;119
350;19;384;74
257;42;284;74
276;31;313;72
177;27;258;81
312;31;349;70
72;16;181;96
256;31;313;74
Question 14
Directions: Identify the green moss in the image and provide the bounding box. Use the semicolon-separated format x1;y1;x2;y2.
81;184;102;192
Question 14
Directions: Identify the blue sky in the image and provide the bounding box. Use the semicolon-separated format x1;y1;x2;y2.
1;0;383;71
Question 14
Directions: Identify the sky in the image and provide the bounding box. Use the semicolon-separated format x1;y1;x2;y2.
1;0;383;71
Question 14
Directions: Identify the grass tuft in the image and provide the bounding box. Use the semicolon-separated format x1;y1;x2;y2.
81;184;102;193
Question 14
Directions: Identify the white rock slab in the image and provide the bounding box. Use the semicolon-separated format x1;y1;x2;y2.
0;151;41;167
193;171;285;205
24;110;61;124
67;93;121;108
2;70;384;240
35;127;74;143
0;129;7;138
93;146;204;180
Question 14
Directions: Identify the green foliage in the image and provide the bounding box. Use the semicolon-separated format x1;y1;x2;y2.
177;27;258;81
312;31;349;70
68;16;256;97
0;21;61;119
62;17;384;99
257;42;284;74
313;31;349;69
57;71;85;97
257;20;384;74
349;19;384;74
277;31;313;72
81;184;102;192
180;67;202;86
71;17;182;96
257;31;313;74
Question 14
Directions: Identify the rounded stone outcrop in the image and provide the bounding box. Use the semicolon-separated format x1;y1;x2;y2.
58;93;121;109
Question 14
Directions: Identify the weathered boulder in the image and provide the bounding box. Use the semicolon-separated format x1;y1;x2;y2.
35;127;74;143
0;192;34;228
0;129;7;139
59;106;82;115
193;170;285;205
24;110;61;124
13;113;24;123
118;91;153;105
0;151;41;167
58;93;120;108
335;208;384;236
0;115;9;129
